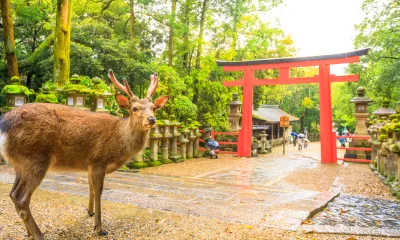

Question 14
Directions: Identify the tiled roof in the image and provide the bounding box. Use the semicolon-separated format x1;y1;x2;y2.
253;105;299;123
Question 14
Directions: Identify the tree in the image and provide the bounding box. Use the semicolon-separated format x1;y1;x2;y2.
0;0;19;77
53;0;72;86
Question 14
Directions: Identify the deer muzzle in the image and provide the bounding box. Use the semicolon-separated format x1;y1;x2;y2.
147;117;156;125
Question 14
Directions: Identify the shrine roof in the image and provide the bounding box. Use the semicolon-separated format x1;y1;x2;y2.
253;105;299;123
217;49;369;66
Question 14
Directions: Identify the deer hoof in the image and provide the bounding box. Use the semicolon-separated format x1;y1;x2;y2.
97;229;109;236
87;210;95;217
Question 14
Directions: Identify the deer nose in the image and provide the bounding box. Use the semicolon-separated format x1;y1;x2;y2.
147;117;156;124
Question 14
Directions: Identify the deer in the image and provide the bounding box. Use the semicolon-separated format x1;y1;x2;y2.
0;69;168;240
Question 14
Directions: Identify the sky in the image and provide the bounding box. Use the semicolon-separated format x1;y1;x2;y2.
266;0;366;74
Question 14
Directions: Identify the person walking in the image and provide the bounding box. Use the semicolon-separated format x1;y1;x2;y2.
298;138;303;151
339;134;346;147
291;132;298;147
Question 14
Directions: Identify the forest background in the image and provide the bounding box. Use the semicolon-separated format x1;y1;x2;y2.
0;0;399;133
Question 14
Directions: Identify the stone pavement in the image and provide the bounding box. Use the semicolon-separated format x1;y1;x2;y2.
0;143;340;233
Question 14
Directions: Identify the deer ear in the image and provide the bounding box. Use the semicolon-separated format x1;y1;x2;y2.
154;96;169;110
115;94;130;109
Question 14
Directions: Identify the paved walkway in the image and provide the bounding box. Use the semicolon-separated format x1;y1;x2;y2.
0;143;337;232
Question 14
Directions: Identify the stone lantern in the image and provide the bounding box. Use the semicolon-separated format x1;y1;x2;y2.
346;87;373;160
1;76;34;114
258;131;269;154
90;77;113;114
35;86;58;104
58;74;90;110
372;99;396;120
228;93;242;131
350;87;373;135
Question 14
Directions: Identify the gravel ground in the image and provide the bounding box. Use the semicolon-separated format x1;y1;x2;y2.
0;184;397;240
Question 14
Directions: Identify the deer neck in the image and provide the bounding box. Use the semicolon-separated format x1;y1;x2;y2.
120;118;150;155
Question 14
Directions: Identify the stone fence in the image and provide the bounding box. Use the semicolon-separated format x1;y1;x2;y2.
369;114;400;199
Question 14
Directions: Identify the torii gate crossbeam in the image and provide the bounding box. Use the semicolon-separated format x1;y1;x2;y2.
217;49;369;163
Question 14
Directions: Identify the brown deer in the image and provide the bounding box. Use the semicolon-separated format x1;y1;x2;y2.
0;70;168;239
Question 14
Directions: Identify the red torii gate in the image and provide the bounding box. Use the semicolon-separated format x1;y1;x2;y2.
217;49;369;163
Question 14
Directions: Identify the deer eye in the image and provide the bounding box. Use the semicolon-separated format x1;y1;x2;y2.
132;106;138;112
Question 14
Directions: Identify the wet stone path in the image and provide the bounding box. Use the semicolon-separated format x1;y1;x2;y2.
302;194;400;237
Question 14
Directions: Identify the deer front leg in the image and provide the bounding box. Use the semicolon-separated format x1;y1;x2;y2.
87;174;95;217
90;167;108;236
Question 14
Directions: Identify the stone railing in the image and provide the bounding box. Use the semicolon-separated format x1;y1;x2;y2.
128;119;203;169
369;115;400;199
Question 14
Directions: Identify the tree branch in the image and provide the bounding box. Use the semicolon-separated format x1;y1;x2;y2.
0;32;55;72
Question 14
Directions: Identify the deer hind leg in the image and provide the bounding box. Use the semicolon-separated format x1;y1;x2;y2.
10;169;32;237
10;161;49;240
89;167;108;236
87;173;95;216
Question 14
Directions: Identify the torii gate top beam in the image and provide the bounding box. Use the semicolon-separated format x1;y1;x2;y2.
217;49;369;70
217;49;369;162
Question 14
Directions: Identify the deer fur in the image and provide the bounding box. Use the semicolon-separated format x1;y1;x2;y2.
0;70;168;239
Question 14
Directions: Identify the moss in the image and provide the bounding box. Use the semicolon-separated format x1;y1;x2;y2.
160;158;173;164
148;161;163;167
127;161;148;169
378;134;387;142
35;93;58;103
1;84;35;96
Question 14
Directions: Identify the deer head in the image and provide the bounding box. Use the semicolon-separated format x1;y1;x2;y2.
107;69;168;129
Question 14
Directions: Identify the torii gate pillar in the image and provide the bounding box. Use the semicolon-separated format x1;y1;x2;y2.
217;49;369;163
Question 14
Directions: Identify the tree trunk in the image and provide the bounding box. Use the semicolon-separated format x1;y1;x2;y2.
0;0;19;77
129;0;135;39
53;0;72;86
195;0;208;69
182;0;190;72
168;0;177;66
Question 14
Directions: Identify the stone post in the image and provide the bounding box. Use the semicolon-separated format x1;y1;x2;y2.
251;138;258;157
169;116;182;162
194;128;202;158
187;127;196;159
179;128;190;160
258;131;268;154
160;120;173;164
149;125;162;162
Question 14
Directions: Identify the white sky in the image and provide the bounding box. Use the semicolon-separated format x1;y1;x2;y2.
267;0;366;74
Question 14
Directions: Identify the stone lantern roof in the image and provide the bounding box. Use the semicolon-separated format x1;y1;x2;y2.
1;76;35;96
228;93;242;106
373;99;396;117
349;87;372;104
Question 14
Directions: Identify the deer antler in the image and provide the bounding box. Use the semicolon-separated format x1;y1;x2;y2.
108;69;134;99
146;73;158;99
